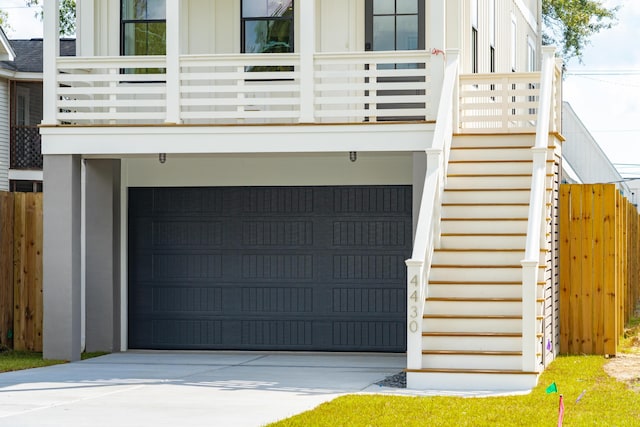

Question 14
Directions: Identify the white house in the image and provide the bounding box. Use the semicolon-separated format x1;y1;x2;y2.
0;29;16;191
41;0;563;392
561;102;633;200
0;38;75;192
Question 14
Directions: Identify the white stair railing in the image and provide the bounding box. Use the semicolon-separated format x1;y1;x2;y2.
405;50;459;370
521;46;557;372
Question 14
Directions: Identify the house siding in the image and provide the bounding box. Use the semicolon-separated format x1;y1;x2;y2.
0;79;9;191
124;153;413;188
460;0;539;74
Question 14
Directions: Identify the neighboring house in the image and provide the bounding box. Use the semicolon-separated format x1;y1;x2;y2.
0;28;15;191
561;102;633;202
41;1;564;392
0;38;75;192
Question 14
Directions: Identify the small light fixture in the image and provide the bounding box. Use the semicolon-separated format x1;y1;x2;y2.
349;151;357;162
159;153;167;164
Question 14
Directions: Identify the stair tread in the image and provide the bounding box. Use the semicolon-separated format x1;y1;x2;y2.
451;146;533;150
448;160;555;165
406;368;538;375
427;297;522;302
441;233;526;236
429;281;521;285
434;249;531;252
422;350;523;356
442;202;529;206
423;314;523;319
449;160;533;163
448;174;532;177
445;188;530;192
423;332;522;337
441;218;528;221
431;264;522;268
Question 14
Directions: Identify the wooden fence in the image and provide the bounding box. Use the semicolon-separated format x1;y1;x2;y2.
560;184;640;355
0;191;43;351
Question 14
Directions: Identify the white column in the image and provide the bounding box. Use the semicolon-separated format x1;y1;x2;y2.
165;0;181;124
77;0;95;56
42;0;60;125
298;0;316;123
430;0;446;112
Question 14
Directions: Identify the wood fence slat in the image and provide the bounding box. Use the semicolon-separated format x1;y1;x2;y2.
559;184;571;353
569;185;583;354
619;193;627;338
580;185;594;354
603;185;617;355
13;193;26;351
32;193;43;352
592;184;605;355
0;192;14;349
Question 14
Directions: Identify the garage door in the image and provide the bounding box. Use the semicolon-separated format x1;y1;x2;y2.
128;186;411;352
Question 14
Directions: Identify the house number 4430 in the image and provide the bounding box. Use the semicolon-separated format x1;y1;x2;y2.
408;275;419;333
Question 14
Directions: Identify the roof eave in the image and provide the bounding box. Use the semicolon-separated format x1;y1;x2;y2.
0;28;16;61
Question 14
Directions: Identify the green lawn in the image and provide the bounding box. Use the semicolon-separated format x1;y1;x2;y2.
0;350;107;373
0;350;64;373
270;355;640;427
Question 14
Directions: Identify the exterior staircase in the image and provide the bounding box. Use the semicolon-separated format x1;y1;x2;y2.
406;133;555;391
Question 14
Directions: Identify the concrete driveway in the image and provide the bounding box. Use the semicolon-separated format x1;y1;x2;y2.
0;352;406;427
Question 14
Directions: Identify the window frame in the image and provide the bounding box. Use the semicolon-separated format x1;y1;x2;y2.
240;0;295;54
120;0;167;74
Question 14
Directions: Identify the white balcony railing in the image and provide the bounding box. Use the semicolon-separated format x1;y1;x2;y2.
458;69;561;134
54;51;433;125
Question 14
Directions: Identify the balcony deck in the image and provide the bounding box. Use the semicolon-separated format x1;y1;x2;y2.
43;51;562;155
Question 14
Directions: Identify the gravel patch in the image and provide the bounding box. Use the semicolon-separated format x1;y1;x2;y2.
375;371;406;388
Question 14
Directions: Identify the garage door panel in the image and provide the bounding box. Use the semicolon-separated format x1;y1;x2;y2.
241;286;314;313
241;320;314;347
331;286;405;314
241;254;314;280
332;254;407;280
152;319;225;347
332;321;406;349
153;253;224;280
333;187;412;214
242;187;315;215
129;186;411;351
152;187;225;215
332;220;410;247
242;220;314;247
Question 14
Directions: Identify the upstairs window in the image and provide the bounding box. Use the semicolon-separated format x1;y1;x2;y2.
471;0;478;73
241;0;294;54
121;0;166;73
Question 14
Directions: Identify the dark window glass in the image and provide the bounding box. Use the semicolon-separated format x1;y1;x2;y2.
241;0;294;54
370;0;420;51
472;27;478;73
121;0;166;73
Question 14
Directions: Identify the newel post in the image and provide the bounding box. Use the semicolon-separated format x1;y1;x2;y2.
405;260;424;370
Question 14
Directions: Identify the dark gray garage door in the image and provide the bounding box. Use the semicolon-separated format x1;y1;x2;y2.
128;186;411;352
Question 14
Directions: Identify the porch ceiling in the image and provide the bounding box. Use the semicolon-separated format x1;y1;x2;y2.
40;122;436;155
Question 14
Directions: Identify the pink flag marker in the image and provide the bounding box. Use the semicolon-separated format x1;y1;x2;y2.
558;394;565;427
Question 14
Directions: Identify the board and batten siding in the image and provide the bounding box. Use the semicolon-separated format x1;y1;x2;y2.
123;153;413;188
460;0;540;74
91;0;364;56
0;79;10;191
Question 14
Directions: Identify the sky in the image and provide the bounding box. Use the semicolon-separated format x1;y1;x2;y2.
0;0;639;177
563;0;640;178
